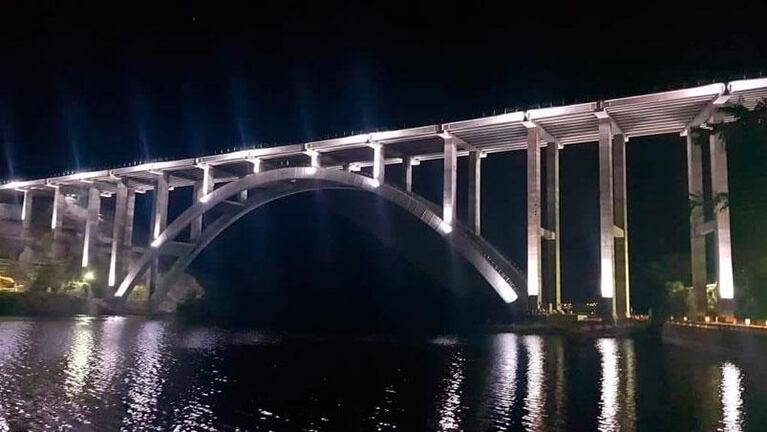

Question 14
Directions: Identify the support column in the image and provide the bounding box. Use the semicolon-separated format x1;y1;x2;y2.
598;117;617;320
21;190;33;231
149;173;170;297
124;188;136;248
51;186;64;238
527;127;542;308
372;144;385;183
468;150;481;234
402;156;413;193
191;165;212;241
613;134;630;318
81;186;101;268
108;182;128;289
544;141;561;311
709;131;735;315
443;137;457;225
687;132;707;316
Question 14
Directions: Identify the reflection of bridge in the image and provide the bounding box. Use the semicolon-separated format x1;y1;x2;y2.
2;78;766;317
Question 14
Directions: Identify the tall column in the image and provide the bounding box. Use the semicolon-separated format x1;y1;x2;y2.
468;150;482;234
21;190;33;231
51;186;64;238
402;156;413;193
124;188;136;248
686;132;707;316
149;173;170;297
598;117;617;320
527;127;542;308
709;131;735;314
150;173;170;242
81;186;101;268
191;165;212;241
108;182;128;288
372;144;385;183
544;142;561;311
612;134;630;318
443;137;457;225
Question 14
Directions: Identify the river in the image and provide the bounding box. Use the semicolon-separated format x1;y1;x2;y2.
0;316;764;431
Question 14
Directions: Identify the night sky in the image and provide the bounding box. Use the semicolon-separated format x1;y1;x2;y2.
1;3;765;329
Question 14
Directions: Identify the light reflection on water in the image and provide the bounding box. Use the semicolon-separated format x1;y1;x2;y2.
122;320;167;430
437;350;465;431
0;318;762;431
522;335;545;432
720;362;744;432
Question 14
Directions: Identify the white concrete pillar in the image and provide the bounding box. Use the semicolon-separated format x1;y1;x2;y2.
372;143;385;183
151;173;170;242
124;188;135;248
81;186;101;268
686;131;707;316
108;182;128;287
709;132;735;308
544;141;561;311
527;127;542;307
443;137;457;225
598;117;617;319
468;150;481;235
613;134;630;318
50;186;64;236
149;173;170;297
402;156;413;193
191;165;212;241
21;190;33;230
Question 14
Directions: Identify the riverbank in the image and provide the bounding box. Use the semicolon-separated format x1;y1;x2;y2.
0;291;89;316
663;320;767;362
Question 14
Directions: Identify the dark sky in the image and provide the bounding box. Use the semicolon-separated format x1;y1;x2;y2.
1;2;765;329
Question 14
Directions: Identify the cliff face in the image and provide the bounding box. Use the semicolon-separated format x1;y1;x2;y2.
0;200;204;312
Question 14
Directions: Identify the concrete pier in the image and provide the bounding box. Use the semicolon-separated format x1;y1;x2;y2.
468;150;481;235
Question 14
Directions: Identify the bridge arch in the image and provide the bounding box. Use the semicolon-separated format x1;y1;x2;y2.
114;167;526;308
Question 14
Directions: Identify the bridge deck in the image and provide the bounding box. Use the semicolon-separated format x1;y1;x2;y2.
2;78;766;192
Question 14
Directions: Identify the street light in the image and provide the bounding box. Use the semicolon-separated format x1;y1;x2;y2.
83;271;95;281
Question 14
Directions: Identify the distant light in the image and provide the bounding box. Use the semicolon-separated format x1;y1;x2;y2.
410;158;421;166
438;221;453;234
705;316;711;323
349;164;361;172
83;271;95;281
744;318;751;326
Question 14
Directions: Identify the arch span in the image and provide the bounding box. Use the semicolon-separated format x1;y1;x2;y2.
114;167;526;307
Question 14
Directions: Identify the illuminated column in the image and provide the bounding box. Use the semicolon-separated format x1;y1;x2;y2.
613;133;630;318
402;155;413;192
597;116;617;320
710;131;735;314
686;131;707;316
526;126;542;308
81;186;101;268
108;181;128;288
443;137;457;225
21;190;33;231
149;173;170;297
371;143;385;183
544;141;561;311
468;150;481;234
124;188;136;248
51;185;64;238
190;165;212;241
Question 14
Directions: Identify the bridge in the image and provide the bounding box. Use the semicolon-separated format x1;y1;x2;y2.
2;77;766;318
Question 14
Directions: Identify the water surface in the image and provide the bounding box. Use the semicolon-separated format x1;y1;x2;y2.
0;317;764;431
